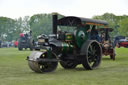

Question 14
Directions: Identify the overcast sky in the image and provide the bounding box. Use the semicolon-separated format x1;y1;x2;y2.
0;0;128;19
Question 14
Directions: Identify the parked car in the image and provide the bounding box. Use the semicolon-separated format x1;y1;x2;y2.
114;36;128;48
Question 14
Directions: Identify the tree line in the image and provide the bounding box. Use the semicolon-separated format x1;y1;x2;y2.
93;13;128;37
0;13;128;41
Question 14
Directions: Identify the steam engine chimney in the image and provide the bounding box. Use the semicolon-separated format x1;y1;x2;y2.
52;12;58;34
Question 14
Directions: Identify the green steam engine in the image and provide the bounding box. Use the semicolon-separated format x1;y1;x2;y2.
27;13;110;73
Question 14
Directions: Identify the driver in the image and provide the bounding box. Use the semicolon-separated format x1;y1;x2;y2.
57;28;65;40
88;25;101;42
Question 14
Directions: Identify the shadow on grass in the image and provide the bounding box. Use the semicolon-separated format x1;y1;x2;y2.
102;57;114;61
18;50;33;52
26;66;92;75
51;66;94;75
25;56;128;75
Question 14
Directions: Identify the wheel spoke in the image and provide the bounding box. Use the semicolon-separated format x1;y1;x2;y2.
88;50;92;54
89;45;93;52
92;46;96;54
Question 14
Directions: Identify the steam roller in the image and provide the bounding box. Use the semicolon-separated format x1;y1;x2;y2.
26;13;113;73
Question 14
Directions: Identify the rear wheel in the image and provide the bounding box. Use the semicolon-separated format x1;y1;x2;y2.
18;43;23;51
29;40;34;51
81;40;102;70
18;47;22;50
110;49;115;60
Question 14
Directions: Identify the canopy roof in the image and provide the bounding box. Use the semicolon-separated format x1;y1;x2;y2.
58;16;108;26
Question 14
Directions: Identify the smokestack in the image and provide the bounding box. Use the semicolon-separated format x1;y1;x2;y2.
52;12;58;34
105;29;108;41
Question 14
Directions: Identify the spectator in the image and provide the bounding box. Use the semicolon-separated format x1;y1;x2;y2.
19;33;24;37
14;41;18;48
6;41;9;48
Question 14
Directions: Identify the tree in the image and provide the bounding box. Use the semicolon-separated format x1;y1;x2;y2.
29;13;64;40
29;14;52;40
0;13;64;41
0;17;16;41
13;16;31;40
93;13;128;37
119;18;128;36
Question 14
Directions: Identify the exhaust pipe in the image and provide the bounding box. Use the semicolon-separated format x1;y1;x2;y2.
52;12;58;34
105;29;108;41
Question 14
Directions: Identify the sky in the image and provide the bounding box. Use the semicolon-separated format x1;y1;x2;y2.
0;0;128;19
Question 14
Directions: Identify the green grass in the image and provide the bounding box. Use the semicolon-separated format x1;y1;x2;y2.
0;48;128;85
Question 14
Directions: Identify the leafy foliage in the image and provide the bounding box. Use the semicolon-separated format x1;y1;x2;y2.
93;13;128;37
0;17;16;41
29;13;64;40
119;18;128;36
0;13;128;41
29;14;52;40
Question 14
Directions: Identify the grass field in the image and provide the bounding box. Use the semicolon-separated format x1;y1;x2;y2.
0;48;128;85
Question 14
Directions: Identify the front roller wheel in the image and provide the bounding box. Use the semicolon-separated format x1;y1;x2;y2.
18;46;23;51
81;40;102;70
28;51;58;73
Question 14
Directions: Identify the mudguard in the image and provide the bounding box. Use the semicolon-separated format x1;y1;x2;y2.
28;51;46;61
